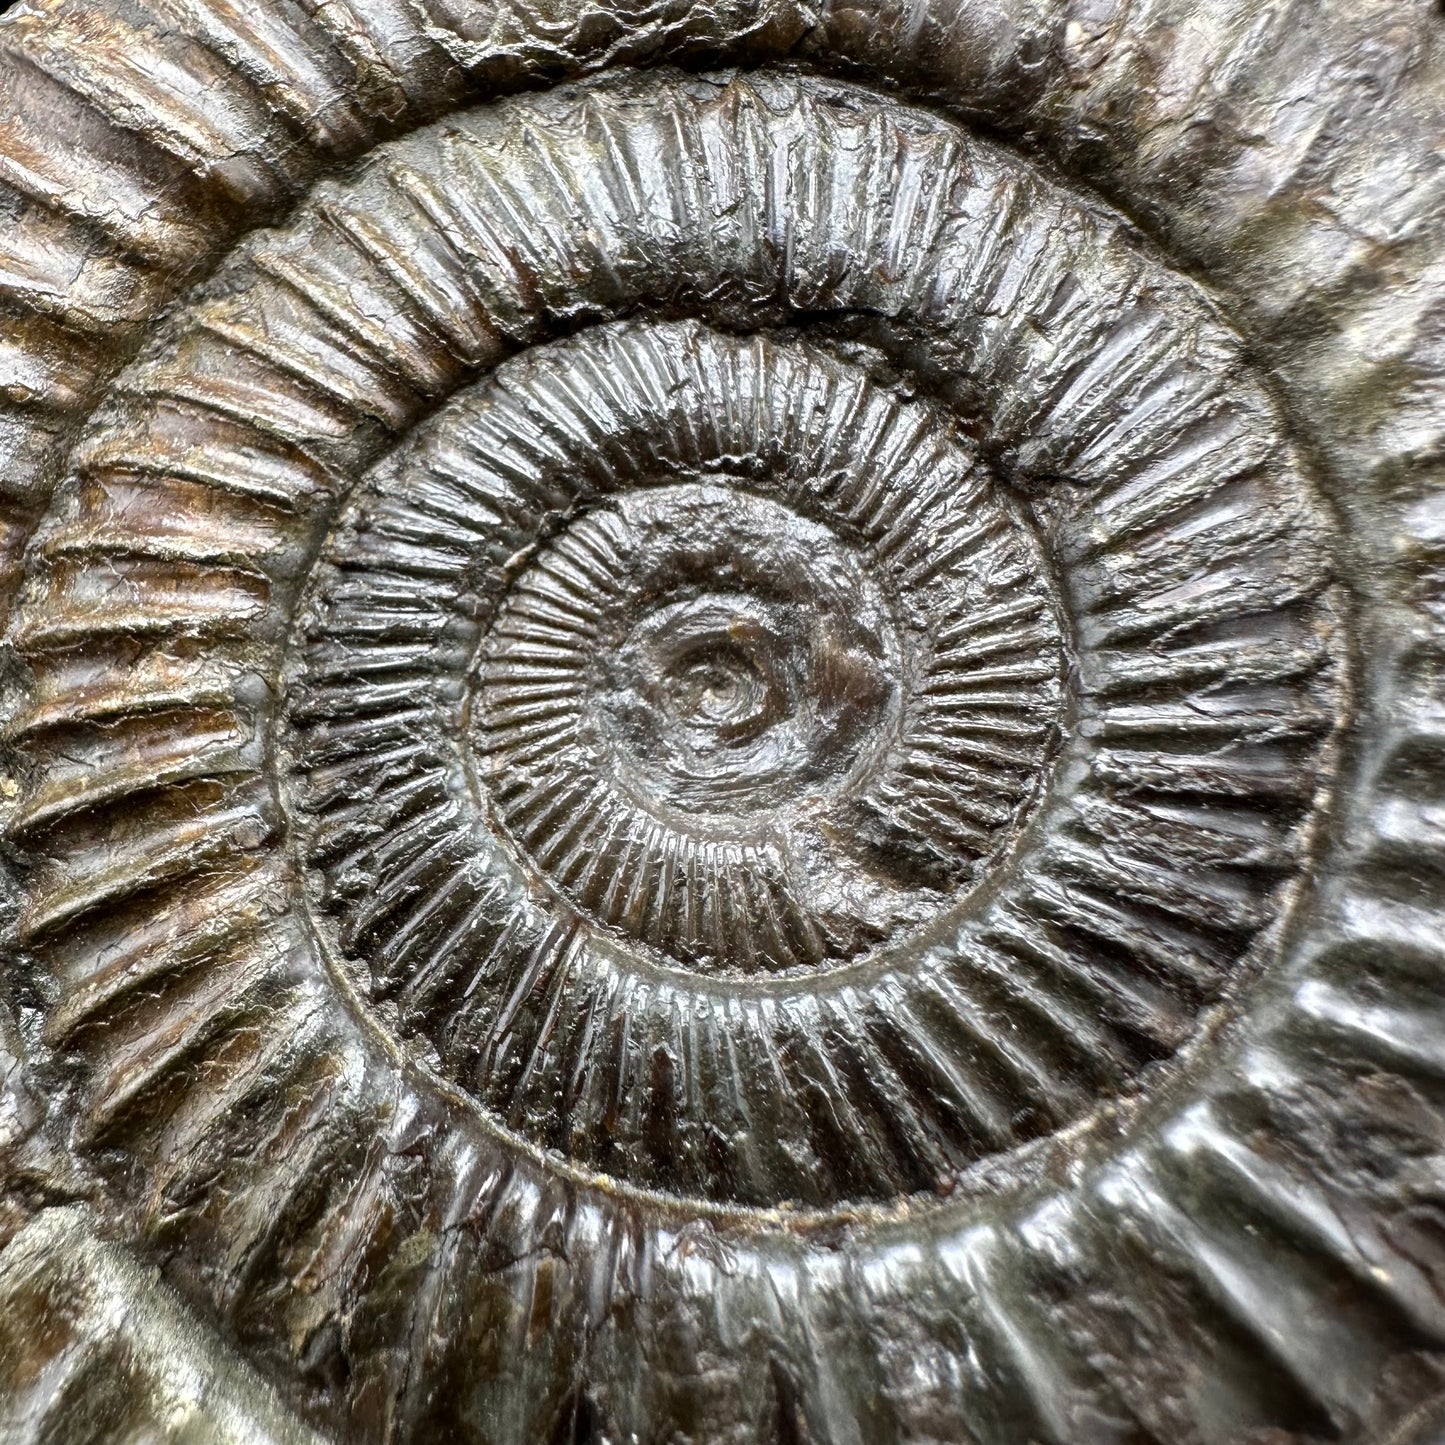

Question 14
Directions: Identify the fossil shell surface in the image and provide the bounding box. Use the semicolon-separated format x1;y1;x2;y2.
0;2;1443;1443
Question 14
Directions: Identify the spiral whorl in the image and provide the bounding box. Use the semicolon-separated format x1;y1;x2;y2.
1;7;1437;1439
7;70;1339;1212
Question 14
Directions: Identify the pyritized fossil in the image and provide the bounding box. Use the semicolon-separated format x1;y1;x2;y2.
0;3;1443;1444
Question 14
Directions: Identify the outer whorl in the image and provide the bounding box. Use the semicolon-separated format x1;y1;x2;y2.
0;4;1442;1445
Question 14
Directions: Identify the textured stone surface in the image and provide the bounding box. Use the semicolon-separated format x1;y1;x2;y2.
0;1208;325;1445
0;1;1442;1442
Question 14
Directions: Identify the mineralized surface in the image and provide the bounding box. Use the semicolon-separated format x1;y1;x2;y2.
0;1;1442;1443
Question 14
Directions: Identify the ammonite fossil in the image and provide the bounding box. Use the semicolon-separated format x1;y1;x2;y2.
0;2;1442;1442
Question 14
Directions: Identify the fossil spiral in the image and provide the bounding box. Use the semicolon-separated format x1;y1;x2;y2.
0;3;1442;1444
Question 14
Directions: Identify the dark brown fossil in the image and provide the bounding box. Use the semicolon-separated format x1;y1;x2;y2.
0;2;1442;1443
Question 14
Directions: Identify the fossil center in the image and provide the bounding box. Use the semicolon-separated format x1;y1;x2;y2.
479;483;900;828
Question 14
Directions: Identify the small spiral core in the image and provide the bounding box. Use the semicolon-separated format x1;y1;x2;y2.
478;483;914;972
475;455;1061;974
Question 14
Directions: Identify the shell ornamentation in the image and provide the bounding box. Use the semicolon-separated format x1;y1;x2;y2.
0;3;1442;1444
